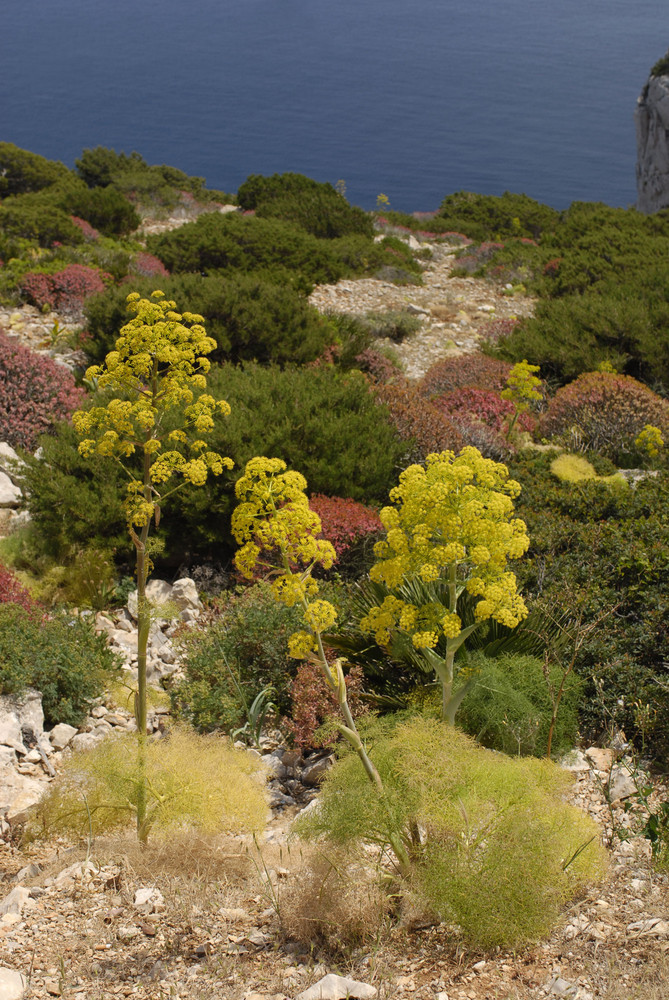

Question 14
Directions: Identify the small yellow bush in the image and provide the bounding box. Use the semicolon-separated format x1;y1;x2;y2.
29;727;267;840
550;453;626;487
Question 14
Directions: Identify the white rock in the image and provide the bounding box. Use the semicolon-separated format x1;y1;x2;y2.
0;690;44;745
69;732;102;752
171;577;202;611
0;473;21;508
134;887;165;913
608;764;638;802
0;767;43;818
560;749;590;772
585;747;615;771
0;887;31;917
295;975;377;1000
49;723;78;750
0;967;27;1000
6;786;44;826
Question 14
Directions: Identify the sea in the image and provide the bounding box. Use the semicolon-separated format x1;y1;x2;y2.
1;0;667;213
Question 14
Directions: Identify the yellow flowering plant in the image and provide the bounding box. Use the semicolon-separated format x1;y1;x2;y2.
635;423;665;464
360;447;530;723
232;456;410;869
500;358;542;443
72;290;232;842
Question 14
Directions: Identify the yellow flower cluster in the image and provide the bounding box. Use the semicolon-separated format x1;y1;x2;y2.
501;359;542;413
72;291;232;529
231;457;338;660
361;448;530;647
635;423;664;460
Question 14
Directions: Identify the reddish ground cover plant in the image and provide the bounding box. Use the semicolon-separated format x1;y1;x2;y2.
130;252;170;278
354;347;399;384
309;494;383;561
0;562;37;613
478;316;521;345
0;333;85;450
540;371;669;459
69;216;100;241
419;353;512;398
287;658;367;749
434;387;536;437
21;264;111;313
373;379;465;464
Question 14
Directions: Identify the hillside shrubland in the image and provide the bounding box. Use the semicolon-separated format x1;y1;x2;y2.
1;149;668;953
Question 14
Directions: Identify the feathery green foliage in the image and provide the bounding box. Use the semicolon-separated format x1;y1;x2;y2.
296;715;607;949
29;727;267;840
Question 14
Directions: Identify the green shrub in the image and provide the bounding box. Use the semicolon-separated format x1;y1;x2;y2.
18;420;129;561
170;582;304;728
239;172;372;239
508;453;669;758
437;191;559;241
457;652;580;757
21;364;404;570
206;363;405;503
146;212;346;285
297;715;606;949
0;143;71;197
58;184;140;236
359;310;422;343
0;604;121;726
75;146;149;188
540;371;669;463
29;727;266;840
0;199;84;248
84;273;333;365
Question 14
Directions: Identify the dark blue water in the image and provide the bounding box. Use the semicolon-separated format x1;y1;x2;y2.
0;0;666;212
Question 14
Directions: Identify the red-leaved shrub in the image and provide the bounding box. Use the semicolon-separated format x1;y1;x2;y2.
21;264;111;314
540;371;669;460
0;333;85;450
310;495;383;558
479;316;521;345
0;563;37;613
373;379;465;464
419;353;512;398
130;252;170;278
69;215;100;241
354;347;399;384
287;658;367;750
434;387;536;437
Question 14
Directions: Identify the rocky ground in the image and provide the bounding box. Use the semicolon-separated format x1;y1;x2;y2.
1;228;668;999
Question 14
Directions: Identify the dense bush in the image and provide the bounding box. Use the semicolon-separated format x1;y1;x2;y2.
457;652;580;758
437;191;559;241
206;363;405;503
170;583;304;727
372;379;465;464
75;146;149;188
146;212;346;285
129;252;169;278
0;200;84;248
0;143;71;197
419;353;512;397
0;335;85;451
21;263;112;313
509;452;669;759
493;294;669;388
540;371;669;462
287;659;367;749
21;364;404;569
239;172;373;239
0;603;120;726
57;184;140;237
84;273;333;365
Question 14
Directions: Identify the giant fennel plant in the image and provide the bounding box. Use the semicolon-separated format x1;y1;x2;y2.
360;447;530;723
73;290;232;842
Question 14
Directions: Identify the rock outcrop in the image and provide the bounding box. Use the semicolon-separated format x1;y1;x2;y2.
636;68;669;212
